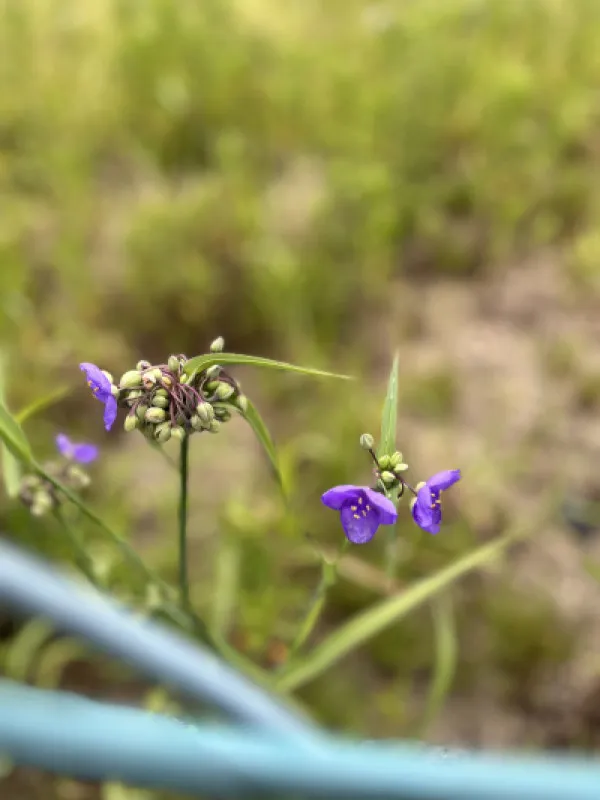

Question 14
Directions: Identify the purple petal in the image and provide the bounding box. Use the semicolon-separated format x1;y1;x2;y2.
340;503;380;544
72;443;99;464
103;396;118;431
364;488;398;525
412;499;440;534
55;433;73;458
321;485;362;511
80;362;111;401
427;469;461;493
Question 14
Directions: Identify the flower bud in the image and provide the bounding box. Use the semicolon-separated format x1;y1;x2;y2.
380;470;397;487
210;336;225;353
170;426;185;442
214;382;235;401
152;395;169;409
208;420;221;434
154;422;172;443
180;373;191;384
31;491;53;517
234;394;248;413
136;360;151;371
145;407;166;424
389;451;404;468
214;406;231;422
205;381;219;393
124;414;138;432
119;370;143;389
393;462;408;474
125;389;143;406
378;455;391;471
161;375;173;389
135;403;149;422
66;465;91;489
205;365;221;380
359;433;374;451
196;402;214;424
168;355;180;373
190;414;204;431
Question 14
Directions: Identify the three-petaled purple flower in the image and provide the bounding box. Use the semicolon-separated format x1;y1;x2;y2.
55;433;98;464
80;363;117;431
321;485;398;544
411;469;461;534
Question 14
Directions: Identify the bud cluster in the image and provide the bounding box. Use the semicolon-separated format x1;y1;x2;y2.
114;338;248;444
19;462;91;517
360;432;410;498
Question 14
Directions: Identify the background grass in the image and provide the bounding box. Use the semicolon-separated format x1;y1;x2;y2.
3;0;600;796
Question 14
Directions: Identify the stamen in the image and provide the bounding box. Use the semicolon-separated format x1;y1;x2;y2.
351;505;358;512
365;503;371;511
353;513;361;519
357;496;363;505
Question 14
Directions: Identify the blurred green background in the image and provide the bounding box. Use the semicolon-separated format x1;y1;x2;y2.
4;0;600;795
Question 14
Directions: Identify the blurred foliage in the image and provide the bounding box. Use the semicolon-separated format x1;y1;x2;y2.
2;0;600;795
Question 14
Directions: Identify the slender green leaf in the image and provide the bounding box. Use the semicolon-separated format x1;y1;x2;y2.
419;594;457;737
377;352;399;458
0;359;31;495
211;535;241;637
15;384;71;424
275;532;518;692
242;398;286;498
183;352;352;382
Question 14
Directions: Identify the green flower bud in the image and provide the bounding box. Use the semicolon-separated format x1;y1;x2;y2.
389;451;404;468
378;455;391;471
208;420;221;434
66;465;91;489
120;370;143;389
214;382;235;401
214;406;231;422
125;389;143;406
180;373;191;384
136;403;149;422
196;402;215;424
210;336;225;353
31;491;53;517
168;355;180;373
111;384;119;398
190;414;204;431
393;462;409;474
170;426;186;442
145;407;166;424
124;414;139;432
136;360;151;371
234;394;248;413
151;395;169;409
204;381;219;393
380;470;397;486
154;388;169;398
359;433;374;450
154;422;172;443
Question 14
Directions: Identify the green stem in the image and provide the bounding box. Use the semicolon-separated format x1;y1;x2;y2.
178;434;190;609
53;509;98;587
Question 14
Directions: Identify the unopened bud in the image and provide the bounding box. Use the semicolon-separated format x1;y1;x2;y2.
208;420;221;434
380;471;396;487
124;414;138;432
205;365;221;380
67;465;91;489
168;355;181;373
31;491;53;517
180;373;191;384
170;426;185;442
154;422;172;443
393;462;408;474
389;451;403;468
120;370;143;389
136;360;151;371
234;394;248;413
196;402;214;424
215;406;231;422
359;433;375;451
152;395;169;409
145;407;166;424
214;382;235;401
190;415;204;431
125;389;143;406
135;403;149;422
210;336;225;353
378;455;391;471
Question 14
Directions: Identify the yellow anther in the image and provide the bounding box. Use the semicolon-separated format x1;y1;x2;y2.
357;496;363;505
351;505;358;512
353;513;361;519
365;503;371;511
361;509;368;517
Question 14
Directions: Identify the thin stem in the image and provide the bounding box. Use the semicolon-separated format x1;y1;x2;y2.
178;433;191;609
53;508;98;587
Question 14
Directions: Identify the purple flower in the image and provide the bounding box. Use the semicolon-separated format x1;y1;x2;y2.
55;433;98;464
321;485;398;544
411;469;461;534
80;362;118;431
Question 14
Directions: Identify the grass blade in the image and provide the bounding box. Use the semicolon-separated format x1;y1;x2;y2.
418;594;457;737
183;352;352;382
15;384;71;424
377;352;399;459
242;398;286;499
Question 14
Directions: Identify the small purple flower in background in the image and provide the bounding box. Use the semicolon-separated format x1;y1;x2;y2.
411;469;461;534
80;362;118;431
55;433;98;464
321;485;398;544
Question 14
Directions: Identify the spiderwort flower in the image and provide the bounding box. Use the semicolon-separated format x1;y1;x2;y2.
55;433;98;464
80;362;118;431
321;485;398;544
411;469;461;534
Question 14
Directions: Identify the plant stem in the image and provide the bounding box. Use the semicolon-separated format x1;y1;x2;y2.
53;509;98;587
178;434;190;609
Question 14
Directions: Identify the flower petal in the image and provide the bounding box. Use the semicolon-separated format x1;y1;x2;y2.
364;488;398;525
340;503;380;544
427;469;461;493
55;433;73;458
80;362;111;401
412;499;440;534
321;485;362;511
103;396;118;431
72;443;99;464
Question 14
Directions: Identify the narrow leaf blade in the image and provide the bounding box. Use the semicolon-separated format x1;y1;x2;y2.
16;384;71;424
378;352;399;458
0;357;31;495
183;353;352;381
242;398;286;499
